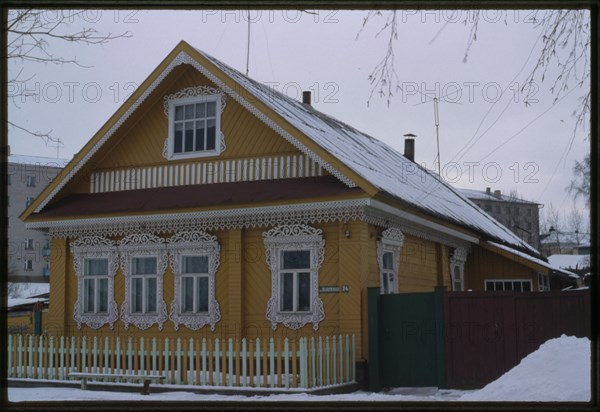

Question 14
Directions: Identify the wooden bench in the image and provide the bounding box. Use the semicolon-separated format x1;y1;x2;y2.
68;372;166;395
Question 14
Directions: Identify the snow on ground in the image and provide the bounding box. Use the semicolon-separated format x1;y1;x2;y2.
460;335;590;402
8;335;590;403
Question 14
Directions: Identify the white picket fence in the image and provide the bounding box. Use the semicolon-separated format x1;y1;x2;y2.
7;334;356;389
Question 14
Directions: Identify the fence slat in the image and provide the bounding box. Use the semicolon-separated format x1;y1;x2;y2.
201;338;207;386
214;338;221;386
228;338;234;387
241;338;248;387
311;337;316;388
269;338;275;388
284;338;289;389
255;338;261;388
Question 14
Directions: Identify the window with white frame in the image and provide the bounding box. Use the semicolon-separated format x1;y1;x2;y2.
164;86;227;160
24;239;34;250
449;247;468;292
538;272;550;291
263;224;325;330
130;257;159;314
485;279;532;292
71;236;119;329
377;227;404;295
26;175;36;187
83;258;109;314
25;196;35;208
24;259;33;271
168;230;221;331
119;233;168;330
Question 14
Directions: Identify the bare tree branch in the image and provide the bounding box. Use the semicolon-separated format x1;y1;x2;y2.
7;9;132;143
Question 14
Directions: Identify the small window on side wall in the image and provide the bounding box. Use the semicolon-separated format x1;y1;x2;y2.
377;227;404;295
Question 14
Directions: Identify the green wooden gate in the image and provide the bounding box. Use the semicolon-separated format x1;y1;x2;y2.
368;287;446;391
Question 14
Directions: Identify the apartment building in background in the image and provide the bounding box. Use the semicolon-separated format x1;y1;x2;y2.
458;187;541;250
7;153;68;282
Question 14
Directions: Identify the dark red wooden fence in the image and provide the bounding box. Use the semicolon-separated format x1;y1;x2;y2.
444;290;590;389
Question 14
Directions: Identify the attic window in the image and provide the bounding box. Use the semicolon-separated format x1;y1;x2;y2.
164;86;227;160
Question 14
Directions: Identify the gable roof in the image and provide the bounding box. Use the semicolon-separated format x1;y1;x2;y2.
22;40;540;258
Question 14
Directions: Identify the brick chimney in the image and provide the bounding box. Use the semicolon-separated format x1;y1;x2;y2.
302;91;311;106
403;133;416;162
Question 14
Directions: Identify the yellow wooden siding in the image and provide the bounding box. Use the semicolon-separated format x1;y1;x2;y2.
97;66;298;168
47;238;68;336
465;244;539;291
398;235;439;292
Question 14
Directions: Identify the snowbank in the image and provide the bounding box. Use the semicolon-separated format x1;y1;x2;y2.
460;335;590;402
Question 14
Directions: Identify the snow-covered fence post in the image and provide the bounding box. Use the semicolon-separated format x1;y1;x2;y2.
255;337;261;388
175;338;182;385
318;336;323;387
214;338;223;386
311;337;316;388
325;336;330;386
283;338;290;388
151;338;158;377
332;335;337;385
269;337;275;387
7;335;13;378
227;338;234;387
188;338;195;385
27;335;34;378
162;338;170;384
48;336;55;379
241;338;248;387
91;336;98;374
201;337;207;385
139;337;146;376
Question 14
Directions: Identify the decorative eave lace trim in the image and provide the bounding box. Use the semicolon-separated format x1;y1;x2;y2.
33;199;367;239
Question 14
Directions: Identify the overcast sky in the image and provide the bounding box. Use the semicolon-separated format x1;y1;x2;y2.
7;8;591;231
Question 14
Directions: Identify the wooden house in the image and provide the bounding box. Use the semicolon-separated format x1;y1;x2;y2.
20;41;561;379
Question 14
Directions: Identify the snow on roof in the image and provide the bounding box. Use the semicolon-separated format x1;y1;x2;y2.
487;241;580;279
548;254;591;270
9;154;69;168
8;296;48;309
8;283;50;309
457;188;539;204
197;48;539;256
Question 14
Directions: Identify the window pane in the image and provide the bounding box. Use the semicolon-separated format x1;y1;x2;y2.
98;279;108;313
133;257;157;275
183;256;208;274
132;278;143;313
504;281;513;291
185;122;194;152
84;279;95;313
195;102;206;118
281;272;294;311
382;252;394;270
207;101;216;117
514;282;522;292
146;278;157;313
175;105;184;120
206;119;216;150
195;121;205;151
85;259;108;276
523;282;531;292
382;272;389;293
282;251;310;269
298;272;311;311
174;123;183;153
185;104;194;119
182;276;194;312
198;277;209;312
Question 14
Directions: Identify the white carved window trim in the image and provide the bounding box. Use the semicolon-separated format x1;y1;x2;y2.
263;224;325;330
71;236;119;330
450;247;467;292
118;233;169;330
167;230;221;331
377;227;404;295
163;86;227;160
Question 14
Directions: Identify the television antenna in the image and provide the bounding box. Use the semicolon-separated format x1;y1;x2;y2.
434;97;441;175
